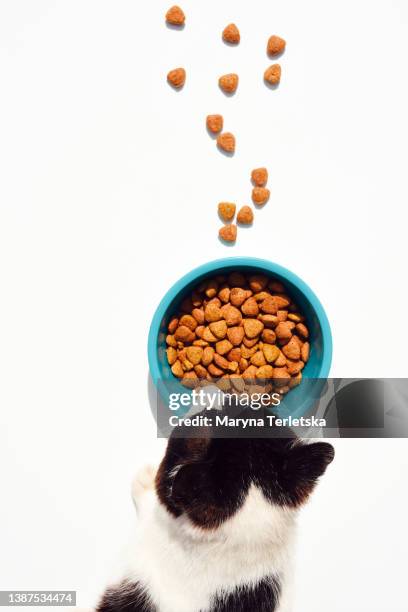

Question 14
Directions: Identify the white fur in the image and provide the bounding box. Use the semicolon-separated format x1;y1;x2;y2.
125;465;297;612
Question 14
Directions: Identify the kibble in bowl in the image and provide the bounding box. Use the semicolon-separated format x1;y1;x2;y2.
148;258;332;418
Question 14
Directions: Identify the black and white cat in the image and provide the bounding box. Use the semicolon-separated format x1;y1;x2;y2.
97;415;334;612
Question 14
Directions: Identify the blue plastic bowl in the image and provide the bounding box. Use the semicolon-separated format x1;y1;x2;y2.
148;257;332;418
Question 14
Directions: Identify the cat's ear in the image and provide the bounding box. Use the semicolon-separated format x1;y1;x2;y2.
279;442;335;506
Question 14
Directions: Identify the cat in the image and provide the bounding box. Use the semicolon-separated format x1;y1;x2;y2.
97;411;334;612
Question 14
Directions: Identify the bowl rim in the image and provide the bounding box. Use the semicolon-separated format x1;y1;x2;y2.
148;257;333;391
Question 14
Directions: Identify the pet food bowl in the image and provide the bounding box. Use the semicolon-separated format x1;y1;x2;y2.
148;257;332;418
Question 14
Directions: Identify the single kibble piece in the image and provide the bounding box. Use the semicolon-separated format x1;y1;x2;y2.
261;296;278;314
263;344;280;363
218;202;236;222
251;351;266;367
249;274;268;292
275;321;293;341
222;23;240;44
269;280;285;293
171;360;184;377
166;5;185;26
216;339;233;356
264;64;281;85
209;320;228;339
237;206;254;225
275;351;287;367
167;67;186;89
282;337;301;361
182;372;198;388
230;288;247;306
228;272;245;286
229;350;241;366
275;295;291;309
219;73;239;94
222;304;242;326
179;314;198;330
192;308;205;324
241;297;259;316
301;342;310;363
214;353;231;369
256;365;274;380
202;346;215;366
267;35;286;57
252;187;270;205
217;132;236;153
207;114;224;134
227;326;245;346
168;317;179;334
243;337;258;349
174;325;195;343
251;167;268;187
296;323;309;339
243;318;264;339
204;303;222;322
166;347;178;365
219;224;237;243
272;367;290;384
186;346;204;365
218;287;230;303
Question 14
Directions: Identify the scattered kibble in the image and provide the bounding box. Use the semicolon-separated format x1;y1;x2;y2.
164;10;285;245
252;187;270;206
237;206;254;225
219;224;237;243
167;67;186;89
218;202;236;222
264;64;281;86
219;73;239;94
217;132;236;153
267;35;286;57
207;114;224;134
166;5;185;26
222;23;240;44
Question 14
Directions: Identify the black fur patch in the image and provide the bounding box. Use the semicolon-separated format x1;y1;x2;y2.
97;580;155;612
156;409;334;528
210;576;281;611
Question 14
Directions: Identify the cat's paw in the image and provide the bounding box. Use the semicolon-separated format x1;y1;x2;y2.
131;465;157;505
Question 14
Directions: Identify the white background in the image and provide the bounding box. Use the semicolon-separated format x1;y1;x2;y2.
1;1;408;610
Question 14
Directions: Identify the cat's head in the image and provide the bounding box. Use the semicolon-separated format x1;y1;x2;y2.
155;411;334;531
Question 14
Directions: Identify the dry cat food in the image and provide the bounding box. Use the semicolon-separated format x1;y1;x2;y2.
251;167;270;206
164;12;286;243
237;206;253;225
267;35;286;57
264;64;281;86
222;23;240;44
167;68;186;89
252;187;270;206
217;132;236;153
219;73;239;94
251;167;268;187
166;272;310;397
207;114;224;134
218;202;255;242
218;202;236;222
219;225;237;243
166;5;185;26
217;165;272;241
